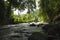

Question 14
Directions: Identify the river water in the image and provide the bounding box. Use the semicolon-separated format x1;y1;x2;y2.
0;23;45;40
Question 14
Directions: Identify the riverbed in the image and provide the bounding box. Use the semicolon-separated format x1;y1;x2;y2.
0;23;46;40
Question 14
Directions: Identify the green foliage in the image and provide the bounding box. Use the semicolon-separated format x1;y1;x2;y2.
12;13;35;23
39;0;60;23
12;9;49;23
7;0;36;11
38;9;49;22
1;0;60;24
0;0;37;25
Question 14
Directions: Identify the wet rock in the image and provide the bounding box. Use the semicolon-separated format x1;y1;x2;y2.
28;32;47;40
42;24;60;40
29;23;36;26
42;24;55;33
37;24;44;27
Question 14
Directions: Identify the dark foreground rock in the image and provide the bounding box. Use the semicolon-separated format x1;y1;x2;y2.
42;24;60;40
29;23;36;26
1;23;60;40
28;32;47;40
37;24;44;27
28;24;60;40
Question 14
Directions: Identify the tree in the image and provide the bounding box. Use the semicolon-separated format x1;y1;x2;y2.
0;0;36;25
7;0;36;23
0;0;5;25
8;0;36;12
39;0;60;23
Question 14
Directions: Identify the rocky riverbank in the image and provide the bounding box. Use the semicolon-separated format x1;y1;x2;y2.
0;23;60;40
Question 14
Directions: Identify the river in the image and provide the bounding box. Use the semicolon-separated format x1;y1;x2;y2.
0;23;45;40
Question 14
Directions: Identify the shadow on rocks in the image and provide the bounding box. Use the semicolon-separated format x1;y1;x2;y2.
28;24;60;40
28;32;47;40
42;24;60;40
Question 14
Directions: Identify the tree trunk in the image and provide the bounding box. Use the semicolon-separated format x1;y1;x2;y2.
0;0;5;25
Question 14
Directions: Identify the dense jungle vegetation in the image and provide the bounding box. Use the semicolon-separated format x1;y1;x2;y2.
0;0;60;25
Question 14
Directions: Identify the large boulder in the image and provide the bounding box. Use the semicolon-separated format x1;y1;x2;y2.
42;24;60;40
28;32;47;40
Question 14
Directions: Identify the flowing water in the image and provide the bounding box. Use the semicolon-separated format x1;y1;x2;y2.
0;23;45;40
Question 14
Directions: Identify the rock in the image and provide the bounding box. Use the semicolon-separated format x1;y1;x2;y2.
29;23;36;26
28;32;47;40
42;24;55;33
54;16;60;24
37;24;44;27
42;24;60;40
